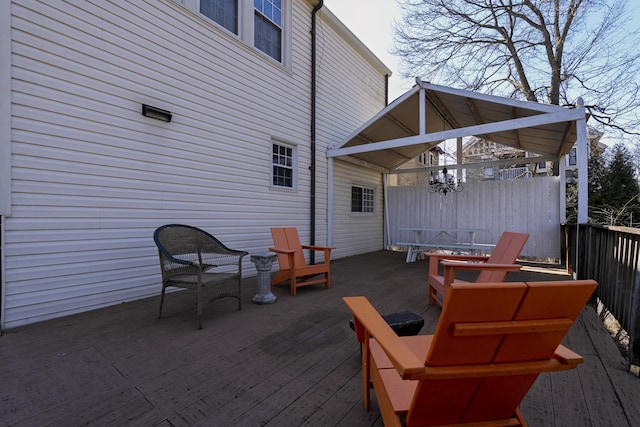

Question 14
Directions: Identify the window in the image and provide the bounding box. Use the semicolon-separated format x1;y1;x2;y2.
200;0;238;34
418;151;436;167
351;185;375;214
195;0;287;64
568;147;577;166
254;0;282;61
272;142;295;188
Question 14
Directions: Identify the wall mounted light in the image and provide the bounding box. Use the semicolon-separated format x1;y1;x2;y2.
142;104;172;122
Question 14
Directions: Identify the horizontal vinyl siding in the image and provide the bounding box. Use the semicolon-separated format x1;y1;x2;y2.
314;9;388;257
332;160;385;258
4;0;389;328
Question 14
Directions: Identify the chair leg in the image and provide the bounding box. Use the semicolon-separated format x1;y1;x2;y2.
428;283;437;305
237;277;242;311
197;287;204;329
158;285;167;319
290;271;297;296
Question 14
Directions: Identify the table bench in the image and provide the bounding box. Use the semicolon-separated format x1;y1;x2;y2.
396;227;493;262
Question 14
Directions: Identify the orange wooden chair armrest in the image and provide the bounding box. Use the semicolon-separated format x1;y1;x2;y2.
268;247;295;254
302;244;334;251
426;253;491;262
441;261;523;271
406;352;584;381
343;296;424;378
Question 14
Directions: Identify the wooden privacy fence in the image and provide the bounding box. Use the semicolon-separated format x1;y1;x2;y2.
386;176;562;259
566;224;640;370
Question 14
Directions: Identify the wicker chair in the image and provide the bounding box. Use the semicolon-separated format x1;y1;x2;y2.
153;224;248;329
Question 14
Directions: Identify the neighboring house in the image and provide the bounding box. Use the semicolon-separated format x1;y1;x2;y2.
0;0;392;328
459;128;603;181
388;146;443;186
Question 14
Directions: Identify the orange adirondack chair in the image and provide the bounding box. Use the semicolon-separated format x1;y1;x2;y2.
269;227;333;295
344;279;597;427
427;231;529;306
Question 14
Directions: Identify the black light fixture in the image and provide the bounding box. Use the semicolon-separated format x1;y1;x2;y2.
429;166;463;195
142;104;172;122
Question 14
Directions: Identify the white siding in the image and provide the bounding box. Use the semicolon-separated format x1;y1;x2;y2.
331;160;385;258
314;7;389;257
2;0;389;328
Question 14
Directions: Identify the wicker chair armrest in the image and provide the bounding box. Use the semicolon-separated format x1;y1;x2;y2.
159;251;198;267
201;251;248;267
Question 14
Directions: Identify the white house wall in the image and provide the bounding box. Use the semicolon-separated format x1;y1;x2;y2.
315;8;389;259
331;160;385;258
2;0;389;328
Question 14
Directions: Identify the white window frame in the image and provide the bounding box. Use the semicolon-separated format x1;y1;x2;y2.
351;184;375;215
271;141;297;190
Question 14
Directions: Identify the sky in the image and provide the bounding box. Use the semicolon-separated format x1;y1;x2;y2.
322;0;412;101
322;0;640;143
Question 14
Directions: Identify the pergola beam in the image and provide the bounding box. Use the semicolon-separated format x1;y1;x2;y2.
328;108;585;158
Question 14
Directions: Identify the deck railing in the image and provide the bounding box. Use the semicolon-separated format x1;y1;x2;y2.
564;224;640;370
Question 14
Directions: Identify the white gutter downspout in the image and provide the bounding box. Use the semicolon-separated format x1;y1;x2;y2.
560;156;567;224
327;158;333;247
384;173;390;248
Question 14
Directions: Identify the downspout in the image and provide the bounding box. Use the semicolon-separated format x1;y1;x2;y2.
384;74;389;106
310;0;323;264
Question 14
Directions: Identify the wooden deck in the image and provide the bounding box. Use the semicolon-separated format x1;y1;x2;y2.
2;250;639;426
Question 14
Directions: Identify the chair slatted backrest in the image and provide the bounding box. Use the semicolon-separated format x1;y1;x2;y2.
461;280;597;423
407;280;596;426
271;227;308;270
475;232;529;283
409;282;527;426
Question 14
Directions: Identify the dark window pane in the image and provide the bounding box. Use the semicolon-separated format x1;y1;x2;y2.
200;0;238;34
569;148;577;166
254;12;281;61
351;187;363;212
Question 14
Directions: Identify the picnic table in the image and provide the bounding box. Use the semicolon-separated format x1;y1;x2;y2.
396;227;495;262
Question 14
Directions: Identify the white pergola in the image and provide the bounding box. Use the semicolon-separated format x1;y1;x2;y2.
327;80;588;270
328;79;588;220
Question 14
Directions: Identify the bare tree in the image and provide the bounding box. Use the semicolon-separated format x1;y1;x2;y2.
393;0;640;135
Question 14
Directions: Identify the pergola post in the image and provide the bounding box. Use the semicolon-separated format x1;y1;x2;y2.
575;97;588;278
576;98;588;224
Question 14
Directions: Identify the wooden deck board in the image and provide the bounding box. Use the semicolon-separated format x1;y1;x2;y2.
1;250;638;426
